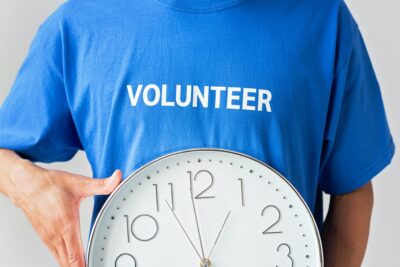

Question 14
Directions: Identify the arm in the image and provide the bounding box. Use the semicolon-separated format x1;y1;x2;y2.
322;181;374;267
0;149;122;267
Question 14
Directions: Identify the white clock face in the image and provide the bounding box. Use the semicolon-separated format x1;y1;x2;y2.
87;148;323;267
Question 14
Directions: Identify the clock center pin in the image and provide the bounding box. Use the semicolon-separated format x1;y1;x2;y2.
200;258;211;267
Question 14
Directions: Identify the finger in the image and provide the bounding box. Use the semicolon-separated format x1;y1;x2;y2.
75;169;123;197
63;216;86;267
23;211;70;267
56;238;72;267
47;237;70;267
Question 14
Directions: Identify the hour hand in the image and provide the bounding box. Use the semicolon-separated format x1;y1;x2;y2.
164;199;202;260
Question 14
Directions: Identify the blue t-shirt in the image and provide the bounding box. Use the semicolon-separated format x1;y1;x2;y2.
0;0;395;232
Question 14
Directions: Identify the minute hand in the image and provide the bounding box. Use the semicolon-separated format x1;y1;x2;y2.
190;184;206;259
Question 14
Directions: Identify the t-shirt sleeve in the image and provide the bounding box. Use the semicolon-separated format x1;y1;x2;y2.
318;1;396;195
0;5;83;163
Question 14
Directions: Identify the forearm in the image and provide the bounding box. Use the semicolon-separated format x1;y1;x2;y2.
0;148;122;267
322;182;374;267
0;149;23;196
0;149;34;199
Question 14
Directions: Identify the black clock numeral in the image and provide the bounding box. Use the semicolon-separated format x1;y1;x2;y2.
188;170;215;199
132;214;159;241
153;184;159;212
153;183;175;212
115;253;136;267
124;214;159;242
261;205;283;234
276;243;294;267
123;215;131;243
238;178;245;206
168;182;175;210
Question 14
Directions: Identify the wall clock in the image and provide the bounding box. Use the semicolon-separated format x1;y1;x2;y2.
87;148;323;267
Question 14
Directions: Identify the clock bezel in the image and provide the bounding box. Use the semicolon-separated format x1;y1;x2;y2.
86;147;324;266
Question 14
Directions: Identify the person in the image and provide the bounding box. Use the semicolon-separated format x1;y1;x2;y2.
0;0;396;266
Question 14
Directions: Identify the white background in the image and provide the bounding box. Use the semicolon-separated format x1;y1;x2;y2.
0;0;398;266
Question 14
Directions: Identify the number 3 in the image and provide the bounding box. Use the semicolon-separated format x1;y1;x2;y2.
276;243;294;267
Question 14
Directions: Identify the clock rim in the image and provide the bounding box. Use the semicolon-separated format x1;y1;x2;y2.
86;147;324;266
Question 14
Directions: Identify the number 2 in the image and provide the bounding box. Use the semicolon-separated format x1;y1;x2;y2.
261;205;283;234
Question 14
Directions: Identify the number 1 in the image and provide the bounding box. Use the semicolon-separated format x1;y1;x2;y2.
153;184;159;212
168;182;175;210
238;178;245;206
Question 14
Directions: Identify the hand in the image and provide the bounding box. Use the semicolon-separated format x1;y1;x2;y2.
208;210;231;259
164;199;202;260
189;182;206;260
8;160;122;267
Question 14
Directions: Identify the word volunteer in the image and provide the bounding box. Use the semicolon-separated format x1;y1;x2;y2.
126;84;273;112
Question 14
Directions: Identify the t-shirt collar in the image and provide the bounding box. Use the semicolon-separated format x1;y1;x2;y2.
154;0;248;13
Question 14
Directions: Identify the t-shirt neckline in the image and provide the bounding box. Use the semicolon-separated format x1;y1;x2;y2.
153;0;248;13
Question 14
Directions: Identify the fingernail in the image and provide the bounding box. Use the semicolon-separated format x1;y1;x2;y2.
113;169;122;180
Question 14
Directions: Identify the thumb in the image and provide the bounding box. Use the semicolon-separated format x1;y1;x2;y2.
79;169;123;197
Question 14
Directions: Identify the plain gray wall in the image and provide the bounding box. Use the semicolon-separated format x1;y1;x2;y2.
0;0;398;266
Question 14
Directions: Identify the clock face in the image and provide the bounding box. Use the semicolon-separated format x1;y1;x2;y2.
87;148;323;267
